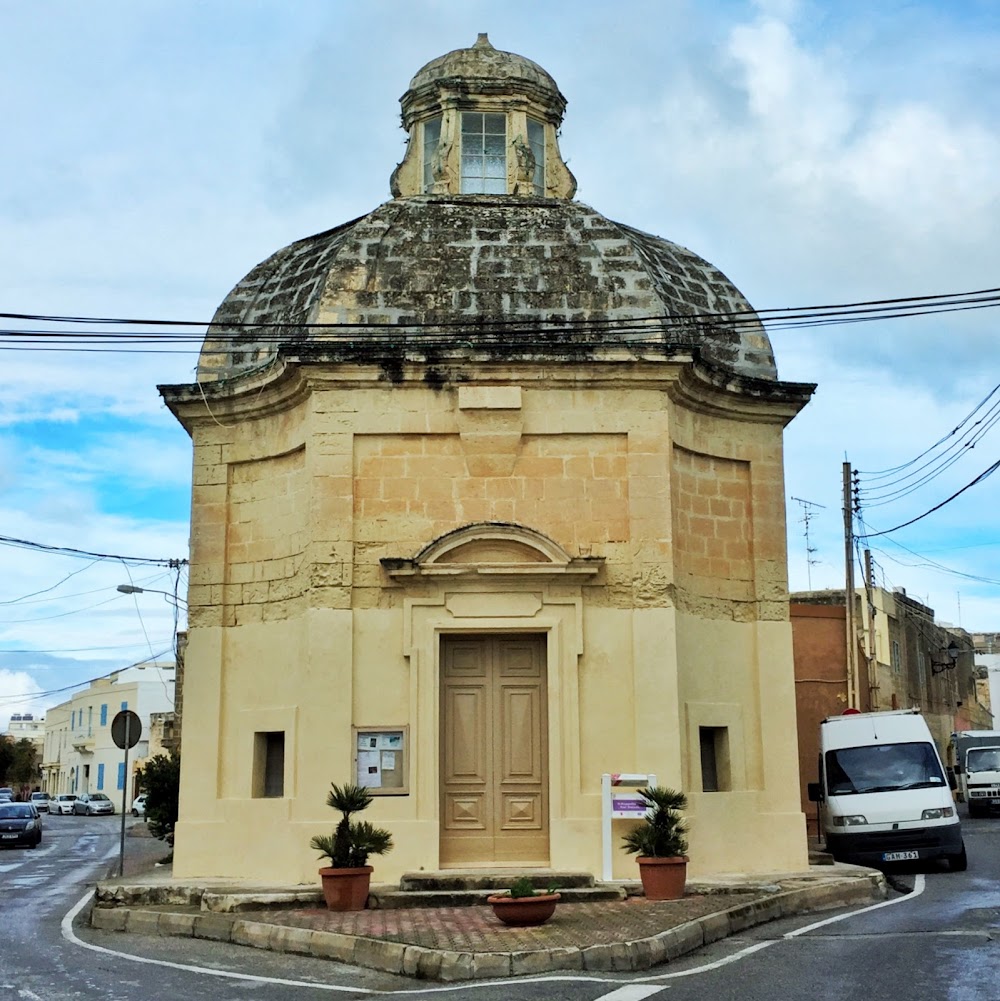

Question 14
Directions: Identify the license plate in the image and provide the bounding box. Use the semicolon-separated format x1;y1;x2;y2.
882;850;919;861
1;833;18;840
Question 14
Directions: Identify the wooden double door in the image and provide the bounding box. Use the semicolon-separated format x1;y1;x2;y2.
440;634;549;867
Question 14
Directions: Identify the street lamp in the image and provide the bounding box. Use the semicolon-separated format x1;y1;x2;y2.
116;584;188;608
930;640;961;675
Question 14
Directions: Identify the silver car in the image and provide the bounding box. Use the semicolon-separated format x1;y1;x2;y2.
29;792;51;813
73;793;115;816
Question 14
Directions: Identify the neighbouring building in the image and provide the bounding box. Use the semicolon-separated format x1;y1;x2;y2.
41;660;175;806
971;632;1000;718
791;587;990;833
161;35;815;884
148;712;178;758
3;712;46;760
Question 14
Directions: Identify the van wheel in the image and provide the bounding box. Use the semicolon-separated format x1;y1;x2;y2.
968;801;985;818
947;843;968;872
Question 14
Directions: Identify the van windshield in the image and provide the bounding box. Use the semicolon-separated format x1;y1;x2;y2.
826;741;946;795
967;748;1000;773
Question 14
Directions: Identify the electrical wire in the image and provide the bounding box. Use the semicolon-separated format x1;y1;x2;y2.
0;534;185;567
859;407;1000;508
856;390;1000;504
858;381;1000;479
0;571;176;607
862;458;1000;538
0;287;999;355
0;649;174;706
0;559;104;604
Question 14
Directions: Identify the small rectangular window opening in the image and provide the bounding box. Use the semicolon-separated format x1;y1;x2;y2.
254;731;285;798
422;116;442;193
699;726;731;792
461;112;507;194
527;117;545;195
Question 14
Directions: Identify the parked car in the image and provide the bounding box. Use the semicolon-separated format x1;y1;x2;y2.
0;802;42;848
131;794;147;818
0;787;14;802
29;792;51;813
51;794;78;815
73;793;115;816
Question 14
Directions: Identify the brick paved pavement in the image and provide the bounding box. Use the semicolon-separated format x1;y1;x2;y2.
248;893;755;953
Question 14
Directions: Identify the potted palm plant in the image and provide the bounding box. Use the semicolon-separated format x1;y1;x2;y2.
486;876;561;926
310;782;393;911
621;786;689;900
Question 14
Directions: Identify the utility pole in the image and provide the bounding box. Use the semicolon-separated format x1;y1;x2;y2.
791;496;826;589
864;549;879;711
843;462;858;709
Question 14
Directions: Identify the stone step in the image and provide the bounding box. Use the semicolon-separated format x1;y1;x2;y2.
368;884;626;910
397;869;596;892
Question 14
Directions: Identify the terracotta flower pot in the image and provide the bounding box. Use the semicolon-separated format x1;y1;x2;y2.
318;865;373;910
487;891;561;926
636;856;688;900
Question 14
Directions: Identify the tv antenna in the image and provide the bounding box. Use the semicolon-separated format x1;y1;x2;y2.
791;496;826;588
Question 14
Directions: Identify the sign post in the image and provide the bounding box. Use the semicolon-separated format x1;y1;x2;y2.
111;710;142;878
601;772;656;881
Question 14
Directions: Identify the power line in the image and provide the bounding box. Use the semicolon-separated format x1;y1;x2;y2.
0;570;176;607
858;381;1000;479
1;286;999;355
0;534;186;567
863;458;1000;539
0;651;174;706
856;386;1000;505
3;285;999;329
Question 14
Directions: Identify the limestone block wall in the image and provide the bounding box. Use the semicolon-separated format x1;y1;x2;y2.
170;360;809;882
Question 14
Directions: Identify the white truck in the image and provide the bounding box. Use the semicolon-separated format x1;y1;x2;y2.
809;709;966;870
949;730;1000;817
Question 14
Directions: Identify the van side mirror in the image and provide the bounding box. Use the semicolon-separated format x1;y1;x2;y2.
807;781;822;802
946;769;957;791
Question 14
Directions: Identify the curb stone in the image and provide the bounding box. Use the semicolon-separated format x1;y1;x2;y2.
87;873;886;981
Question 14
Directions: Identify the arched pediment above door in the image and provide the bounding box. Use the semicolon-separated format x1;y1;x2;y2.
380;522;603;580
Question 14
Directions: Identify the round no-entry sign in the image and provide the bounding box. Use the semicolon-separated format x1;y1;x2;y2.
111;710;142;749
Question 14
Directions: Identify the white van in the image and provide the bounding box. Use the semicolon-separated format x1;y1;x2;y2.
809;709;966;870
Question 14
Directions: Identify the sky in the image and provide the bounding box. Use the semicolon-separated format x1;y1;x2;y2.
2;0;1000;731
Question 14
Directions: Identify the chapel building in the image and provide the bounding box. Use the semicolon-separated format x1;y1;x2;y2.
160;34;816;882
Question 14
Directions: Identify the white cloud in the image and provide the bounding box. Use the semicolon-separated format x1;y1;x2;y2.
0;670;46;734
2;0;1000;668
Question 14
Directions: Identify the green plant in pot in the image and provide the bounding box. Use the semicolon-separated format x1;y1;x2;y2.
487;876;561;926
311;782;393;911
621;786;689;900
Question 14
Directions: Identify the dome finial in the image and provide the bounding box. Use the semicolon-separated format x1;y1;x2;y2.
473;33;493;49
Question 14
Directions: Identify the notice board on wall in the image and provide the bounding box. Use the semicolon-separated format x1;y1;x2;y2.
354;727;408;795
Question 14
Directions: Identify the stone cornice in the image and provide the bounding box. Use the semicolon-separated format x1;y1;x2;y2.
160;344;814;431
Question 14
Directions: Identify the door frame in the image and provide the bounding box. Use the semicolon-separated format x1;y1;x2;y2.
401;593;585;870
439;632;550;867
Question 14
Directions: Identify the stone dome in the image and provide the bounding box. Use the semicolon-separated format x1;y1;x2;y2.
197;197;777;382
196;38;777;384
401;33;566;128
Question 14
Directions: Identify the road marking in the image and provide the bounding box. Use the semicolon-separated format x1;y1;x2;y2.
62;890;378;994
60;876;926;995
596;987;667;999
784;874;925;938
630;874;927;981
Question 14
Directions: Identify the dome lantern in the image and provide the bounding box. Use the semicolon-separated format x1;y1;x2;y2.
390;33;577;199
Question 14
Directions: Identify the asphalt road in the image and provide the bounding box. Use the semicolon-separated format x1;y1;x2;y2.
3;808;999;1000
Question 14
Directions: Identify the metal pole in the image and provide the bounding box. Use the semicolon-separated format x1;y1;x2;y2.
118;715;130;878
843;462;857;709
865;549;879;711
